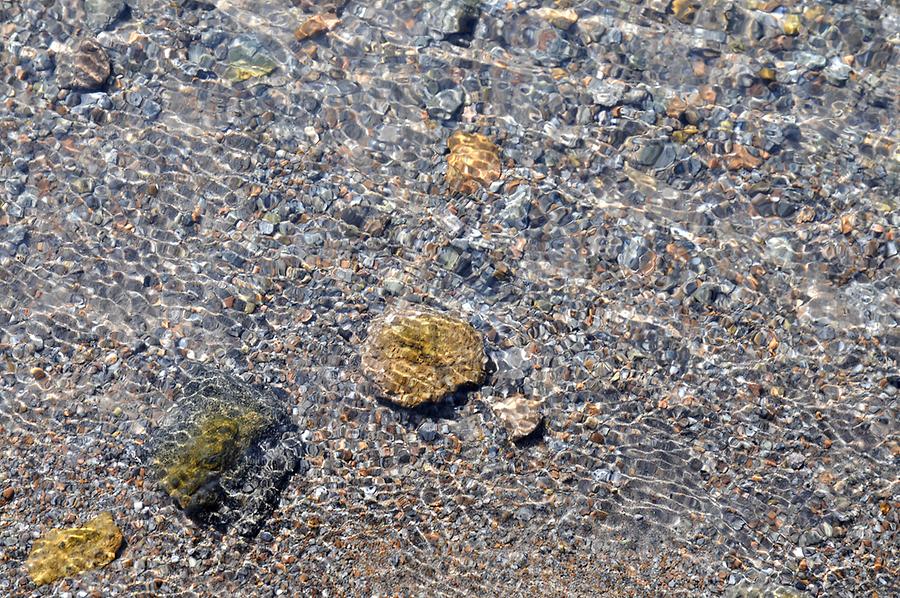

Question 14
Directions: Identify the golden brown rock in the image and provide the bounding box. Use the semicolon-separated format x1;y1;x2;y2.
783;14;801;36
671;0;700;24
295;13;340;41
533;7;579;29
362;308;485;407
446;131;502;194
26;512;123;586
725;144;764;170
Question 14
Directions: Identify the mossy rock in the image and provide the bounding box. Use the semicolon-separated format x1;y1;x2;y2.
224;36;278;82
147;365;304;536
362;307;486;407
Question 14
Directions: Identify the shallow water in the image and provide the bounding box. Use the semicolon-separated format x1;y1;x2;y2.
0;0;898;596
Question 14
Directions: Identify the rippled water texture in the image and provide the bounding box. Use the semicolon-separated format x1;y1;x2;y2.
0;0;897;596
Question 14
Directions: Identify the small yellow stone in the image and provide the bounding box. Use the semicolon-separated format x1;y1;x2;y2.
804;5;825;21
672;125;699;144
26;512;123;586
783;14;801;36
533;7;579;29
671;0;700;24
758;67;777;81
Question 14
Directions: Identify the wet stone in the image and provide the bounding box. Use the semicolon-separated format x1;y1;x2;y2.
56;39;111;91
224;36;278;82
533;7;579;30
361;307;486;407
446;131;502;193
824;59;851;85
632;141;664;167
146;366;303;536
589;79;627;108
491;395;543;440
428;0;481;39
426;88;464;121
294;13;340;41
671;0;700;24
84;0;126;32
26;512;123;587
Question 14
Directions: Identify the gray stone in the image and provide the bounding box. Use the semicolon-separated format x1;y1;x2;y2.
824;59;851;85
589;79;627;108
426;88;464;121
632;142;663;167
84;0;126;32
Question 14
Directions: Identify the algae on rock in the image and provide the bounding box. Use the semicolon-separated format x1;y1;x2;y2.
224;36;278;82
147;365;304;536
26;512;123;586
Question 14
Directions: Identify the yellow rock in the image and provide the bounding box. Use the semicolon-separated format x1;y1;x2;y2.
533;7;579;29
446;131;502;194
26;512;123;586
758;66;777;81
225;60;276;82
362;308;485;407
295;13;341;41
672;125;699;144
783;14;801;36
671;0;700;24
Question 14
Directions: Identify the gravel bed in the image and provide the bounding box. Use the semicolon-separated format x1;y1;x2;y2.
0;0;897;596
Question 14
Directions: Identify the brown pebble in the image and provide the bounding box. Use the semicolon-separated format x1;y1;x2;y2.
295;13;340;41
30;367;47;380
1;487;14;500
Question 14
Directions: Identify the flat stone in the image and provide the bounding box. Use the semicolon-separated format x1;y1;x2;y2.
224;36;278;82
26;512;123;586
361;307;486;407
56;39;111;91
446;131;502;193
147;365;303;536
491;395;543;440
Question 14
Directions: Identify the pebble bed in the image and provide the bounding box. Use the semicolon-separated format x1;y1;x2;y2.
0;0;898;596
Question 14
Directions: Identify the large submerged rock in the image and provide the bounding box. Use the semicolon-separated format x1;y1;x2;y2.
26;512;123;586
361;307;486;407
147;366;303;536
